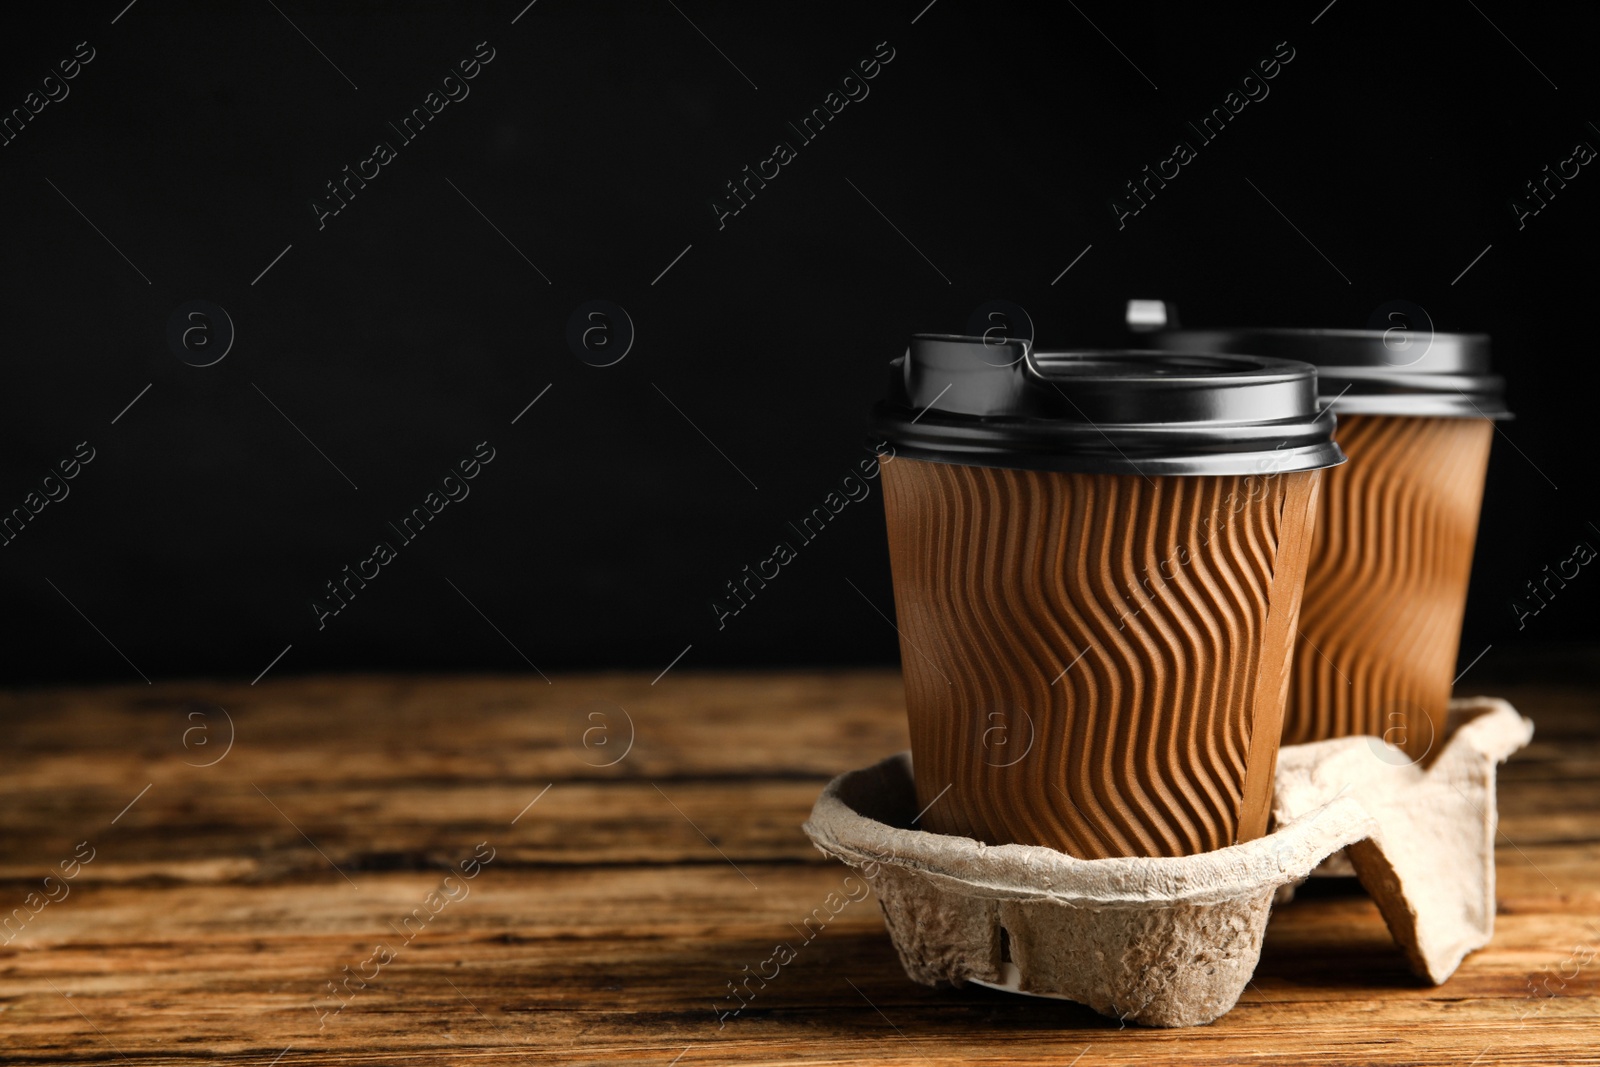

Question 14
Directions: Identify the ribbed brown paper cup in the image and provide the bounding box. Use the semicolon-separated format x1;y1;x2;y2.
1145;328;1508;763
870;336;1343;858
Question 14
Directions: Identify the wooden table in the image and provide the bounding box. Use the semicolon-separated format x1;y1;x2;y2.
1;670;1596;1065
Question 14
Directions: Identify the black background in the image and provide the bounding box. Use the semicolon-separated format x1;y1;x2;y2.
0;0;1593;686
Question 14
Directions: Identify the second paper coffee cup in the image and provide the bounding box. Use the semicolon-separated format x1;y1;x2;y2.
1144;324;1510;763
870;335;1344;859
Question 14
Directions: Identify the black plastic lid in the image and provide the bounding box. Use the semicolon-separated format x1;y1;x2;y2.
870;334;1345;477
1143;327;1511;419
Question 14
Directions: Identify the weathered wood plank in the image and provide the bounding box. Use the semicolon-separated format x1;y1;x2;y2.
0;670;1595;1065
2;870;1596;1060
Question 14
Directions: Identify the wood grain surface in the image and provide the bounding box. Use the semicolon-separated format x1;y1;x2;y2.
0;669;1596;1065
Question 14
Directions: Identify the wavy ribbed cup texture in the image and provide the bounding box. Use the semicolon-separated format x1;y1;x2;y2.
880;456;1322;859
1287;415;1494;759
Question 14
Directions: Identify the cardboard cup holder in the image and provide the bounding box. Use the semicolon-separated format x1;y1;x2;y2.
802;697;1533;1028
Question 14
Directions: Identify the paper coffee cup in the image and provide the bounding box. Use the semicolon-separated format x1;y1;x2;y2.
870;336;1344;858
1143;326;1509;762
